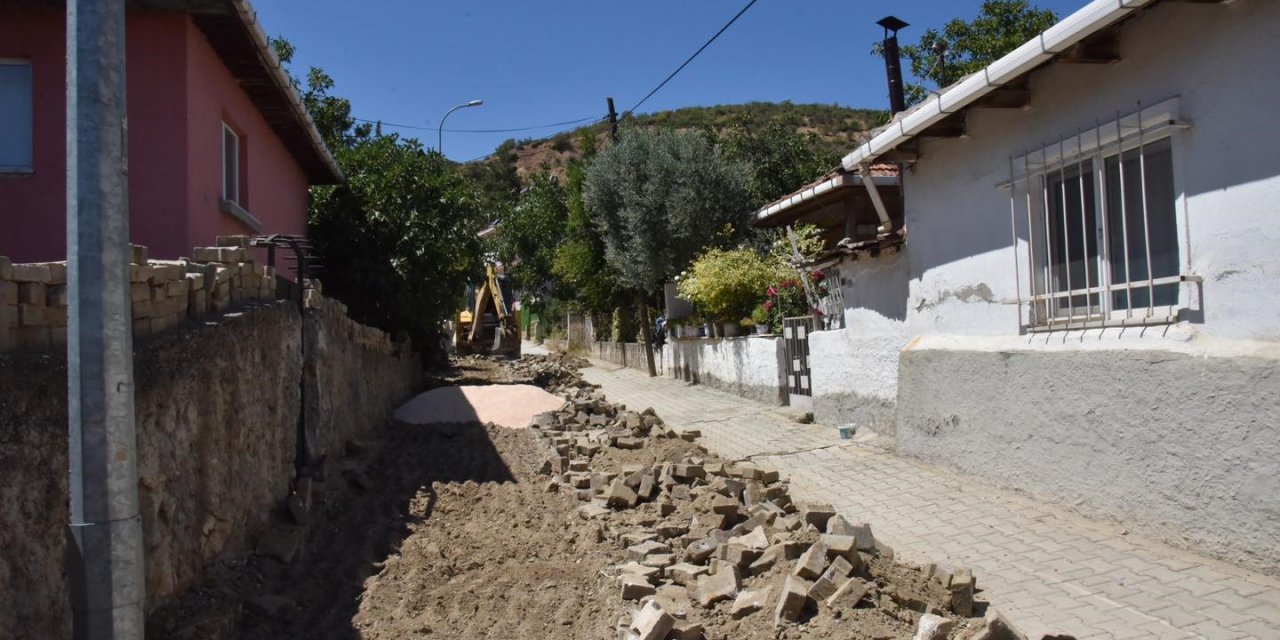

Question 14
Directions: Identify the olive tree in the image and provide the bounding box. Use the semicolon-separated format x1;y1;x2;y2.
584;127;752;375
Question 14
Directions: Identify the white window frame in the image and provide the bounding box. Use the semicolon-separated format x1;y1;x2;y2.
1004;98;1200;332
0;58;34;174
221;122;239;204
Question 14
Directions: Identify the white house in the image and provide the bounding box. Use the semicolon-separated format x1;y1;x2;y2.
758;0;1280;575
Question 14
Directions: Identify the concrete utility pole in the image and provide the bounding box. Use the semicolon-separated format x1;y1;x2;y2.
66;1;145;638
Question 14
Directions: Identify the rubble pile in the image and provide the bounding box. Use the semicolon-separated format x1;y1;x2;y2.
524;361;1052;640
508;352;592;393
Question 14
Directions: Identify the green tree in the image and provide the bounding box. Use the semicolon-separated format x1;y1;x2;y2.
584;127;752;374
494;173;568;293
552;131;623;314
272;38;484;361
717;113;839;206
894;1;1058;105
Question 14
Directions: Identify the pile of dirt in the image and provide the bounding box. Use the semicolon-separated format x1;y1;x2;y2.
148;354;1048;640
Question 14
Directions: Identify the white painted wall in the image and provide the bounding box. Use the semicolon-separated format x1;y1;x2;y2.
889;0;1280;573
810;249;911;434
902;0;1280;343
667;336;786;405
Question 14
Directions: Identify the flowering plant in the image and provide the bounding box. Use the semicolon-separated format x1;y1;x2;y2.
761;271;828;332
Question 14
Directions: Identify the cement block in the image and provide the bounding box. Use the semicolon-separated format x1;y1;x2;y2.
773;575;811;627
16;282;45;306
800;503;836;531
693;567;738;606
793;540;829;580
666;562;708;586
825;577;870;610
730;588;770;619
620;574;656;600
627;601;674;640
913;613;954;640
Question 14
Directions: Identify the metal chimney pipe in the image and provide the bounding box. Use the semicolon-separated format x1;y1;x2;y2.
877;16;909;117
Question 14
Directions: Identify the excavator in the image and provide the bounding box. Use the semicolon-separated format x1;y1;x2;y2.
454;262;521;357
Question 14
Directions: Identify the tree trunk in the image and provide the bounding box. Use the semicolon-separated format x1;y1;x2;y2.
638;295;657;377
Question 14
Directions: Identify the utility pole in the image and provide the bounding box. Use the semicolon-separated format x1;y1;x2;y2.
66;1;144;638
607;97;619;142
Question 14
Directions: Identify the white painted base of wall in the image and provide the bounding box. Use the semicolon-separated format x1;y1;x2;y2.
809;328;907;439
897;335;1280;575
668;336;786;405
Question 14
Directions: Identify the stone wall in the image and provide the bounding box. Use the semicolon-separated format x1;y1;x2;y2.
0;243;423;635
0;239;283;353
303;294;423;462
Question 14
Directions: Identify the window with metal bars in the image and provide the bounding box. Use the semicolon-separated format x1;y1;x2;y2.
1006;99;1195;331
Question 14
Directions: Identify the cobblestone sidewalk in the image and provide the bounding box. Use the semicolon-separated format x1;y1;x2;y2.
578;360;1280;640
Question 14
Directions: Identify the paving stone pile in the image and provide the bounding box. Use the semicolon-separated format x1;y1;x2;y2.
508;352;594;392
524;359;1062;640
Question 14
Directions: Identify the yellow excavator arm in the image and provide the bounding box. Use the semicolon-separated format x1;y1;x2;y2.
455;262;521;357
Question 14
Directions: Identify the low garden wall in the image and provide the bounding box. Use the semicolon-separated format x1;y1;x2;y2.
667;336;786;405
585;337;787;406
0;241;423;636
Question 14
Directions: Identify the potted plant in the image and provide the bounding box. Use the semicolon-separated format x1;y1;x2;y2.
750;304;771;334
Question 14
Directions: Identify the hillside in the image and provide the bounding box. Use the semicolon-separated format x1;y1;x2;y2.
463;102;884;194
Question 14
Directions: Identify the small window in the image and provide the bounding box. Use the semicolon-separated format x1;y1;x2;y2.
222;123;239;204
1008;100;1189;330
0;60;33;173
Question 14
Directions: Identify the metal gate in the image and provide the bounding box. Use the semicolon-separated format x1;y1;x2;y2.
782;316;815;410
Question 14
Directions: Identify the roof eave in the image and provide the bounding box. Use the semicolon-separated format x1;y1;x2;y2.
224;0;341;184
752;173;899;225
841;0;1158;171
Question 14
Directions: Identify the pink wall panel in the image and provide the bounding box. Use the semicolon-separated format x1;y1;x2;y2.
184;19;308;257
0;10;189;262
0;9;311;264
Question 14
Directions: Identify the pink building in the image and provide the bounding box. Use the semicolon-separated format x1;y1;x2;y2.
0;0;340;263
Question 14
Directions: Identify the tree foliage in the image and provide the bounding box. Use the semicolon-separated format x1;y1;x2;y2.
493;174;568;294
675;247;776;322
584;127;753;295
551;131;624;313
272;38;483;360
717;114;839;206
894;1;1058;105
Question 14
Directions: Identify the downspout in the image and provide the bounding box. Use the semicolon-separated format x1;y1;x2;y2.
859;165;893;233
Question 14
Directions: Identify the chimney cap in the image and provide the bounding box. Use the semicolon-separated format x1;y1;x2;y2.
877;15;909;34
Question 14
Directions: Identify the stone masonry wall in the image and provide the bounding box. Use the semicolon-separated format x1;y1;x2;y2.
303;294;424;463
0;240;423;636
0;239;281;352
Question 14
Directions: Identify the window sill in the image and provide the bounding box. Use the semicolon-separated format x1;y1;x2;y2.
219;198;262;233
0;168;34;177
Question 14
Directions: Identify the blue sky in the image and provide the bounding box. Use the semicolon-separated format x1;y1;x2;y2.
253;0;1087;162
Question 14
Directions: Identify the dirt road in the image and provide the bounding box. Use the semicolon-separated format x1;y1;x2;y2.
149;355;1010;640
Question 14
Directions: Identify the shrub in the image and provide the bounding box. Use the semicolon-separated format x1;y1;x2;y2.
676;247;775;323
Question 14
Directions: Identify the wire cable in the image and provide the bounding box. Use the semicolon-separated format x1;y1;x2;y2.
354;115;600;134
624;0;760;116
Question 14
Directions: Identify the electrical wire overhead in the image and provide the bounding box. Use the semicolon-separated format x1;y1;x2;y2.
354;115;601;134
624;0;761;116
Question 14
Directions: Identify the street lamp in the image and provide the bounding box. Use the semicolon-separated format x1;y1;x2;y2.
438;99;484;154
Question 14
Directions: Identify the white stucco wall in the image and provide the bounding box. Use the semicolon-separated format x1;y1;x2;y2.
667;336;786;405
891;0;1280;573
810;250;912;435
901;0;1280;342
